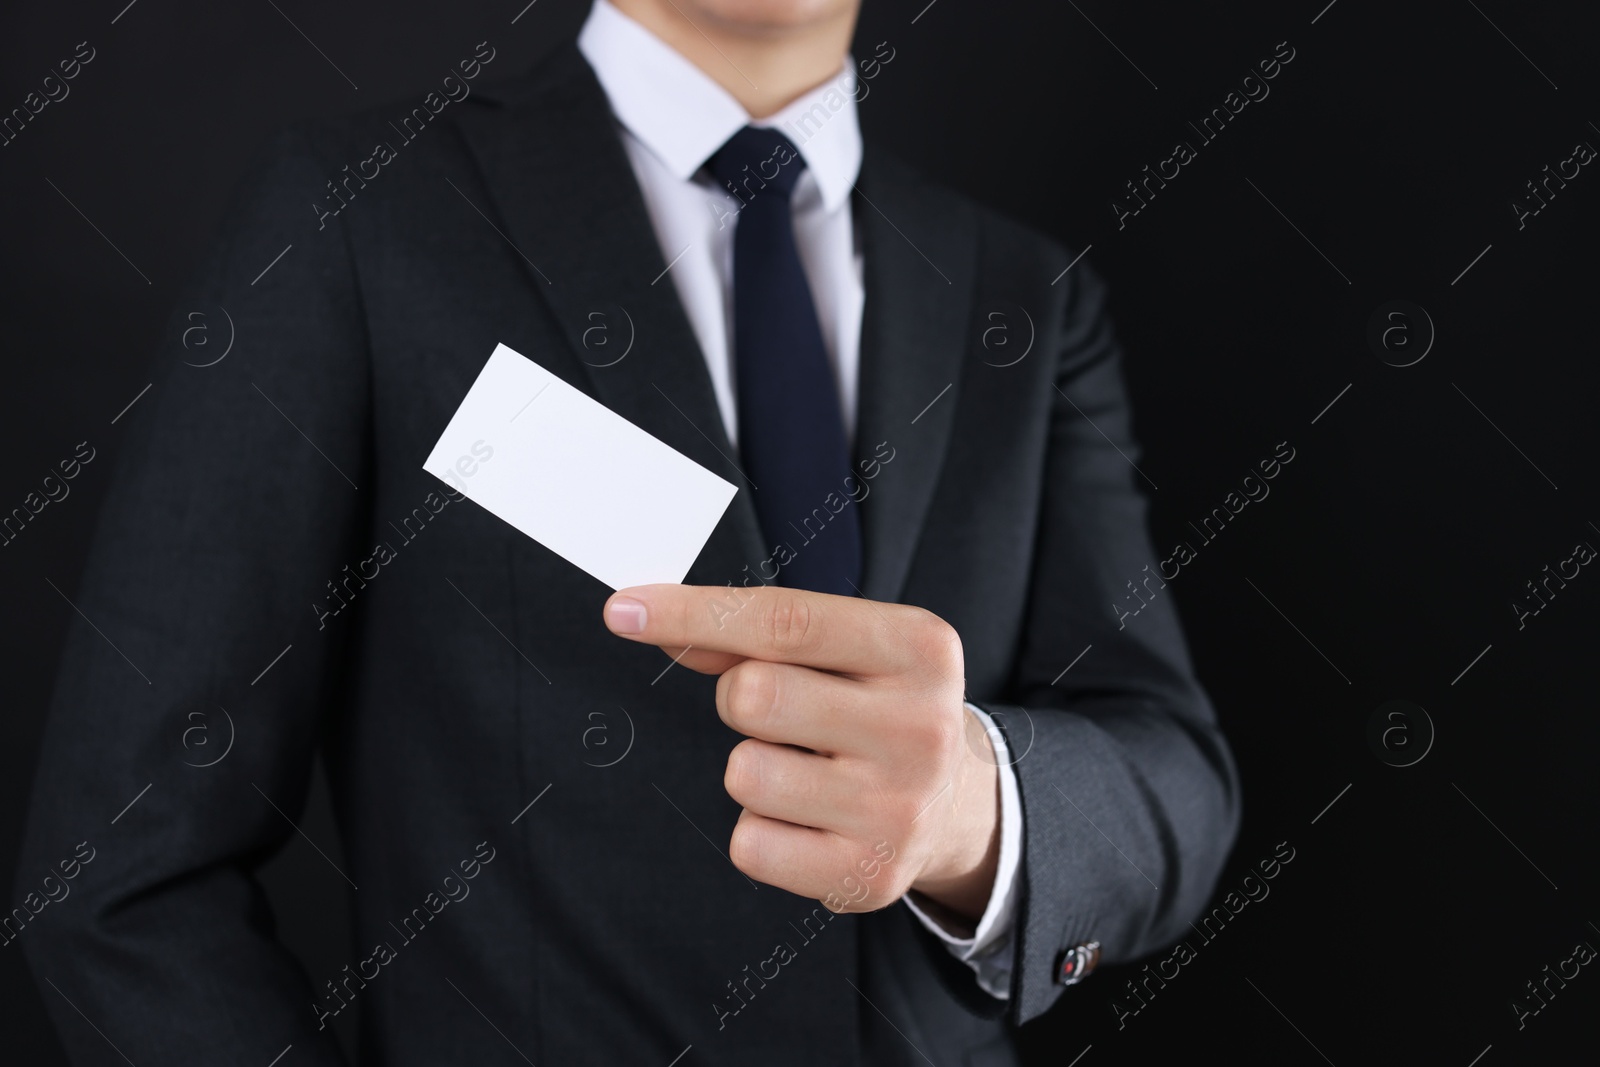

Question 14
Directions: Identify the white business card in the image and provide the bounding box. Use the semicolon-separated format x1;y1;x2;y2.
423;343;738;590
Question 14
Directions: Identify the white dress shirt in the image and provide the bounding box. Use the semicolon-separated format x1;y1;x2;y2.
577;0;1021;999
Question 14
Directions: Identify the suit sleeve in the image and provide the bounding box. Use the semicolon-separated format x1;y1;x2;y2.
14;128;369;1064
979;258;1241;1025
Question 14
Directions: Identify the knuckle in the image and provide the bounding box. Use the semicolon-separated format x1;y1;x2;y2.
851;846;885;881
936;711;967;760
907;608;961;665
723;741;764;804
880;868;916;902
905;707;960;759
725;660;780;731
728;820;763;874
759;593;818;658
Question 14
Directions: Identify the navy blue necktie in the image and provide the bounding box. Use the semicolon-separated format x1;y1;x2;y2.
708;127;862;596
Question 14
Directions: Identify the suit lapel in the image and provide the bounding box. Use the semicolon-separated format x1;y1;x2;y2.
852;153;979;603
454;46;768;585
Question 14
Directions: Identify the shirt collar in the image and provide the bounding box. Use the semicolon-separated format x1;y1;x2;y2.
577;0;861;213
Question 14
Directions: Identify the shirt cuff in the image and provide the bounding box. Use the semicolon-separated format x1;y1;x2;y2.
900;701;1022;1000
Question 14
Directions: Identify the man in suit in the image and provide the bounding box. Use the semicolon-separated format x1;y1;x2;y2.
16;0;1239;1062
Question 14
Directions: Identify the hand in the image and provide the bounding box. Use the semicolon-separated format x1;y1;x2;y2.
602;584;1001;920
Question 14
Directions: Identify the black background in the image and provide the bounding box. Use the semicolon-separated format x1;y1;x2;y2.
2;0;1595;1062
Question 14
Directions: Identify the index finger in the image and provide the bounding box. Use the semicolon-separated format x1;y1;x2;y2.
602;584;917;675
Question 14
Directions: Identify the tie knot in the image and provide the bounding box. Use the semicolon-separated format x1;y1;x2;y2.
707;126;808;201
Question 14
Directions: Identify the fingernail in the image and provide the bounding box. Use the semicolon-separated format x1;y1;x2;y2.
604;596;647;635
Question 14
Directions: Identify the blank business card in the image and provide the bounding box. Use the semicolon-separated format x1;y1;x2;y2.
423;343;738;590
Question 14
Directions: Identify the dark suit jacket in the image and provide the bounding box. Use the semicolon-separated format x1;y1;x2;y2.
16;39;1238;1066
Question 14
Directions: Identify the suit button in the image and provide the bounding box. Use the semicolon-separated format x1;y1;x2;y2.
1056;941;1101;986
